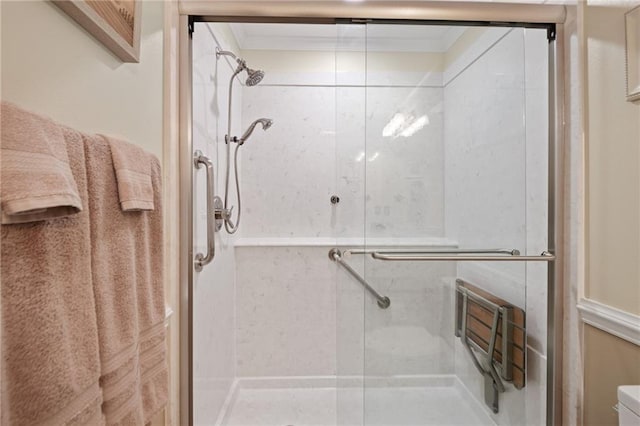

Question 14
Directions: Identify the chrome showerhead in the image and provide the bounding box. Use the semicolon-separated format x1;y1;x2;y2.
216;47;265;86
237;118;273;145
245;67;265;86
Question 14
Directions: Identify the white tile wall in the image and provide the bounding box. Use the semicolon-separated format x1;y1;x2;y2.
444;27;549;425
239;85;338;238
362;261;456;376
444;28;511;86
239;85;445;239
194;21;550;426
234;243;456;378
238;37;446;240
192;23;242;425
365;87;445;238
235;246;338;377
335;87;366;239
444;29;527;279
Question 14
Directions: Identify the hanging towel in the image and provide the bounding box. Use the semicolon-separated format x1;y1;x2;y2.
105;135;155;211
84;135;167;425
1;125;104;425
0;102;82;224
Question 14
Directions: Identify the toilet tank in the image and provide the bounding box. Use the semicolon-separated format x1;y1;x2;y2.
618;386;640;425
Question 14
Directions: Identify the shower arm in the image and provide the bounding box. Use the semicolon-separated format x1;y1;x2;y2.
217;48;249;78
216;48;238;61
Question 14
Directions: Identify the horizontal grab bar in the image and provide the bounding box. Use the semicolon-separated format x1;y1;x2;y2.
344;248;520;256
329;248;390;309
371;251;555;262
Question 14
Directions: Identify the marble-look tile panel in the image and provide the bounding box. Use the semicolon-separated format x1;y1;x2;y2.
365;87;445;238
235;245;458;378
525;348;547;426
362;263;456;376
444;28;528;310
240;85;445;239
252;70;443;87
453;337;527;426
193;23;242;424
444;27;550;425
239;86;337;238
444;28;511;86
335;87;366;239
235;246;338;377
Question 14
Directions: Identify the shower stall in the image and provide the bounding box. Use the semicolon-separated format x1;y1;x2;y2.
179;3;566;425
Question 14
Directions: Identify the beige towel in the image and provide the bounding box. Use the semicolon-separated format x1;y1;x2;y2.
1;102;82;224
105;135;155;212
1;126;104;425
84;135;167;425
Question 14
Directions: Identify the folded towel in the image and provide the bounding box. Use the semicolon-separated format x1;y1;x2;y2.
1;125;104;425
105;135;155;211
84;135;167;425
1;102;82;224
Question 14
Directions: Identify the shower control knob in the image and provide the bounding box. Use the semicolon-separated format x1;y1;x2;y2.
330;195;340;205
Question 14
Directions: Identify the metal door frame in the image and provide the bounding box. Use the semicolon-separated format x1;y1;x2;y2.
177;3;567;425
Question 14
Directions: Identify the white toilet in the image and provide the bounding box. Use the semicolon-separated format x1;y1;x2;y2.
618;386;640;425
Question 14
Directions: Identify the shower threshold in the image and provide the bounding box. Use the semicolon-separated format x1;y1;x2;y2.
215;375;495;426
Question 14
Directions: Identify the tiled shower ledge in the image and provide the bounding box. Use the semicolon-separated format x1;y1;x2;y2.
233;237;459;248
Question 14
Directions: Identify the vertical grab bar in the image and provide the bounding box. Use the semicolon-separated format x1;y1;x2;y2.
194;150;215;271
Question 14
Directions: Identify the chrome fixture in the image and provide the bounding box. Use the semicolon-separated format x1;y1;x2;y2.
342;247;555;262
370;251;554;262
193;151;223;271
329;248;390;309
344;248;520;256
228;118;273;145
216;48;265;86
216;47;272;234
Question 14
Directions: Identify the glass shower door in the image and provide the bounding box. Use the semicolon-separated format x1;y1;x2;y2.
361;24;550;426
334;22;367;426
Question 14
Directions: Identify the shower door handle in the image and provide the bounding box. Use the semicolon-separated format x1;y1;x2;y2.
369;251;555;262
194;151;216;272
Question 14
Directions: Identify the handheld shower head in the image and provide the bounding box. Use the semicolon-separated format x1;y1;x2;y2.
237;118;273;145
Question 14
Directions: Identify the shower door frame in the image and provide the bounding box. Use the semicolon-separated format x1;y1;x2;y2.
177;3;568;425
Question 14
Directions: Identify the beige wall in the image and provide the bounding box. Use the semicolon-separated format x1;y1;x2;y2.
585;1;640;315
241;49;444;75
0;0;164;160
1;1;170;423
583;325;640;425
443;27;487;69
583;2;640;424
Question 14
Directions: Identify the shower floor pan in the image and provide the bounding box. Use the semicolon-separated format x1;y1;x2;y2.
216;376;495;426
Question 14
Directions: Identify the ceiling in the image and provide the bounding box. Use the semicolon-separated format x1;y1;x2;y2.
228;23;468;52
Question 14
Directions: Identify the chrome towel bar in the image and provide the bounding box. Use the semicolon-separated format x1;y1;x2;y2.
371;251;554;262
342;248;554;262
329;248;390;309
344;248;520;256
